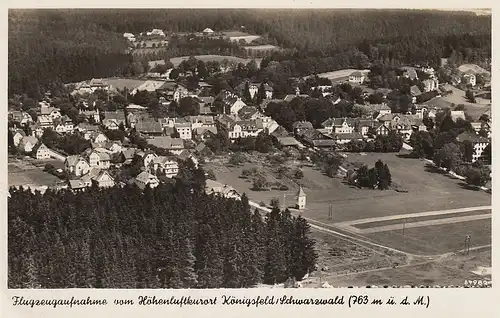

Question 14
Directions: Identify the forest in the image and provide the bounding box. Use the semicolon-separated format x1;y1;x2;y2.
8;177;318;288
8;9;491;97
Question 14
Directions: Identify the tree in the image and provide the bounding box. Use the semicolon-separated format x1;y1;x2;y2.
465;90;476;103
256;82;267;105
252;175;270;191
243;82;252;103
289;216;317;280
465;166;490;187
433;142;462;171
178;97;200;116
461;140;474;163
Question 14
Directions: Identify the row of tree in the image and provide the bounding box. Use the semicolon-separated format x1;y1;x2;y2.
8;174;317;288
345;132;404;153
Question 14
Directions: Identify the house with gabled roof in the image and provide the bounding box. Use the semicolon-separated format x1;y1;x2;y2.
147;136;185;155
80;168;115;188
37;115;54;129
12;129;26;147
135;120;164;136
456;132;490;162
40;105;62;119
87;149;111;169
321;118;356;135
31;142;51;160
65;155;91;177
19;136;39;153
135;171;160;190
9;111;33;125
149;156;179;178
349;71;365;84
205;179;240;200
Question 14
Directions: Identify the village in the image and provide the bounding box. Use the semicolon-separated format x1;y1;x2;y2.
7;9;493;290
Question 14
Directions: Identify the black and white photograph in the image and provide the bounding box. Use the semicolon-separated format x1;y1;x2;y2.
7;7;492;289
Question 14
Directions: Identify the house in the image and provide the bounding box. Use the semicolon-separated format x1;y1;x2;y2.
31;142;51;160
147;136;185;155
9;111;33;125
37;115;54;129
471;121;491;137
402;67;418;80
65;156;91;177
363;104;392;119
410;85;422;103
149;156;179;178
80;168;115;188
19;136;39;153
30;124;45;138
121;148;137;165
88;149;111;169
102;119;121;130
174;122;192;140
186;115;216;129
12;129;26;147
89;78;110;91
463;72;476;86
236;82;274;99
135;120;164;136
348;71;365;84
135;150;158;168
76;123;100;134
194;142;213;157
423;78;439;92
237;106;261;120
292;121;314;135
40;106;62;119
355;119;377;137
297;128;334;148
205;179;240;200
79;109;101;123
375;123;391;136
126;104;148;112
135;171;160;190
61;116;74;132
321;118;356;135
283;87;309;102
332;132;364;145
456;132;490;162
223;96;247;115
103;111;126;127
276;136;302;148
177;150;199;168
450;111;466;122
90;132;109;144
194;126;218;141
227;119;264;140
197;97;215;115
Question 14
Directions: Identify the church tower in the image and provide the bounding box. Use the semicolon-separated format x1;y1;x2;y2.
296;186;306;210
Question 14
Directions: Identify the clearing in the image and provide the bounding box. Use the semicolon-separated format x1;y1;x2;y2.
304;69;370;81
170;55;261;68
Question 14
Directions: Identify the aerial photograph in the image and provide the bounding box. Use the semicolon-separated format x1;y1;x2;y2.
7;8;491;288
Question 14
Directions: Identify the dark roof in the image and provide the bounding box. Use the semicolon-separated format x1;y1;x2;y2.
312;139;336;147
333;132;363;140
135;120;163;133
271;125;290;137
456;132;490;144
292;121;313;130
277;137;301;147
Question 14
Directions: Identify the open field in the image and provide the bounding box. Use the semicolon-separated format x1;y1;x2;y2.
244;45;280;51
170;55;260;68
353;209;490;229
322;247;491;287
305;69;370;81
208;150;490;256
9;164;61;187
366;219;491;255
440;84;491;120
458;63;491;76
105;78;147;91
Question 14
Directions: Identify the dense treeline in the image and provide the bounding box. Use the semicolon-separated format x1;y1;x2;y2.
8;181;317;288
9;9;490;97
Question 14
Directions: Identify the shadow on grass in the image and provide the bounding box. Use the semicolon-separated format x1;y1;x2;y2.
458;182;482;191
396;153;419;159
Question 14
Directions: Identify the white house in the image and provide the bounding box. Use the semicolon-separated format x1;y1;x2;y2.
205;179;240;200
349;71;365;84
88;150;111;169
456;132;489;162
19;136;39;153
423;78;439;92
174;122;193;140
321;118;356;135
135;171;160;190
150;156;179;178
65;156;91;177
32;143;51;160
12;129;26;147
